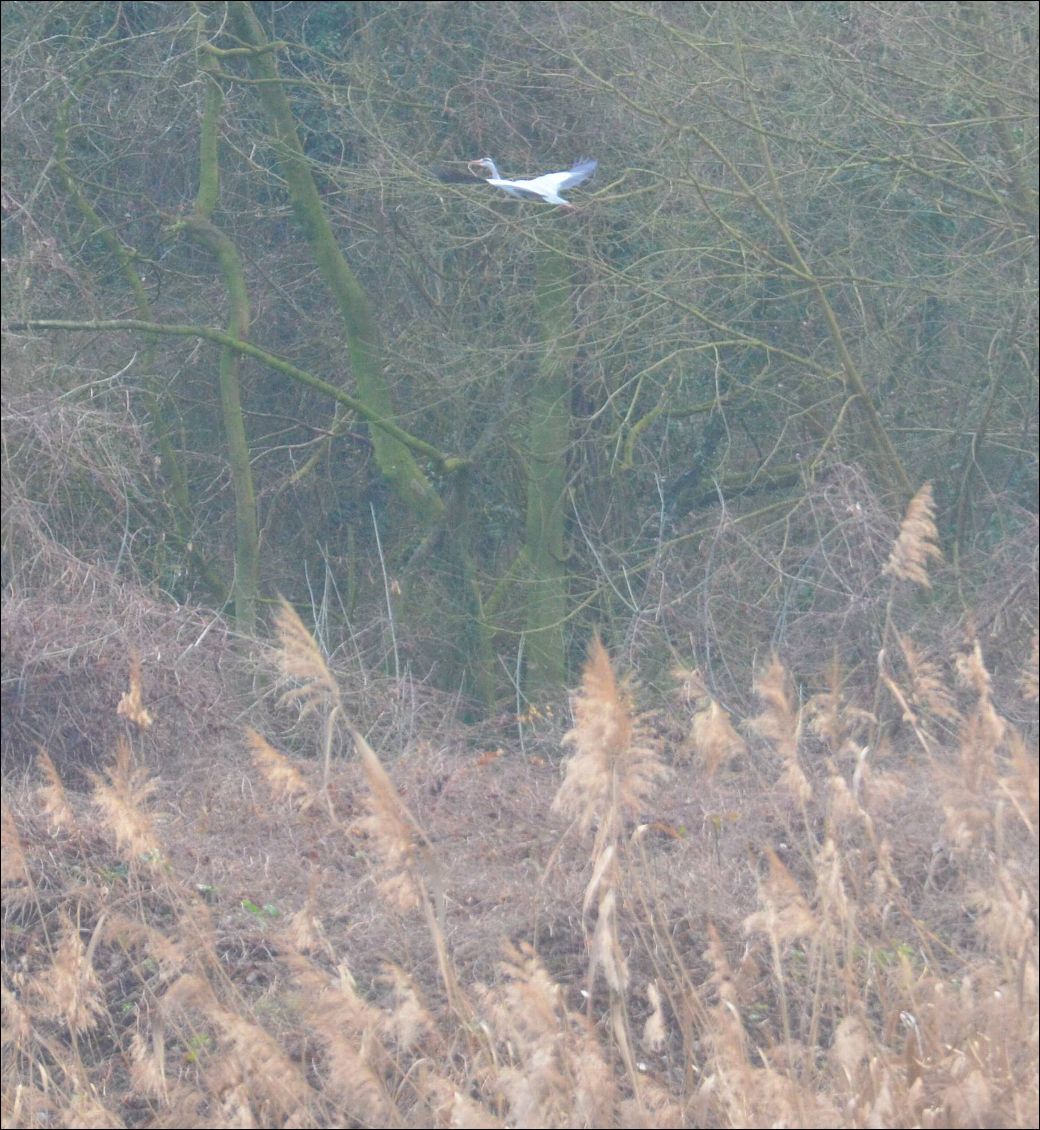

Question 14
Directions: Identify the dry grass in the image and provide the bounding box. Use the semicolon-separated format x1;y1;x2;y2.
2;511;1038;1128
883;483;943;589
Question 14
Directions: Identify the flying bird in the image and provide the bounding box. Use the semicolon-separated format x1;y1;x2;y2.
467;157;598;207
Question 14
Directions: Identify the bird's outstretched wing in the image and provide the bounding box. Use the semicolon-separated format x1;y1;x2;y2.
554;158;598;191
511;159;598;203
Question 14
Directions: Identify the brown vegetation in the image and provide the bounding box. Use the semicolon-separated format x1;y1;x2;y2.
3;507;1036;1128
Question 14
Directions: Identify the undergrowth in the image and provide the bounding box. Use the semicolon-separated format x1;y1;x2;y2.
2;487;1038;1129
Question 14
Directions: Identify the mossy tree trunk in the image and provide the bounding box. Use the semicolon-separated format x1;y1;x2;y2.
443;470;497;710
224;1;441;519
175;53;259;633
522;239;578;695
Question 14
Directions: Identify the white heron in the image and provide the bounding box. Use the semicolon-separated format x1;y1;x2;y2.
467;157;598;207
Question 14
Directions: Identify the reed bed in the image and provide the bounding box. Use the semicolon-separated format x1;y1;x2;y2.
2;488;1037;1128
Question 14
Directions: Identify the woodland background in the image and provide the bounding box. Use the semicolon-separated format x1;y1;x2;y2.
1;3;1037;1128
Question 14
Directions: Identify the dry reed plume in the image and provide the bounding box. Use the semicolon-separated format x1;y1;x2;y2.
751;656;812;805
883;482;943;588
553;634;668;841
2;595;1036;1128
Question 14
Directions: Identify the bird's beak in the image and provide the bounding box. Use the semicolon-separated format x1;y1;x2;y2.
466;159;484;176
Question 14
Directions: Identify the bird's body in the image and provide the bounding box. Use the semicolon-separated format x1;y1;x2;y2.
468;157;598;206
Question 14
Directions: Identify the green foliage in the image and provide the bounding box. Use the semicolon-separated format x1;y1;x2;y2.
241;899;281;919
